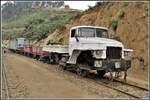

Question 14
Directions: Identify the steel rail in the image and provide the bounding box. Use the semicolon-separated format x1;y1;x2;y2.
94;79;142;99
113;78;148;91
60;69;143;98
2;48;10;98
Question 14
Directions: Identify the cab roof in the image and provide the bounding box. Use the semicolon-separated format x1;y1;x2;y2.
70;25;108;30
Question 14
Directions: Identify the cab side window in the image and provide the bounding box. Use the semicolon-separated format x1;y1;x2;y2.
71;29;76;38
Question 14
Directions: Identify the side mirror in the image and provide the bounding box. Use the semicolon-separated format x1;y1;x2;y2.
75;35;79;42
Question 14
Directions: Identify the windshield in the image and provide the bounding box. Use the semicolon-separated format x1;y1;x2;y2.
78;27;107;37
96;28;107;37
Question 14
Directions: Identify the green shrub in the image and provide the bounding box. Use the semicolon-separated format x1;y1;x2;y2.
123;2;129;7
118;10;125;20
139;57;145;70
110;20;118;31
110;10;125;31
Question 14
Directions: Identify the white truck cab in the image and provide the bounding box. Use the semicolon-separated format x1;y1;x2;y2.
69;26;124;60
67;26;133;77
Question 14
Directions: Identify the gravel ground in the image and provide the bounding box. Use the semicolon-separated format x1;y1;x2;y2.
1;52;148;99
1;70;8;98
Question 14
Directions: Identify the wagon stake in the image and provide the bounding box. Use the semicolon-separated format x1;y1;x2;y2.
109;72;113;81
123;71;127;82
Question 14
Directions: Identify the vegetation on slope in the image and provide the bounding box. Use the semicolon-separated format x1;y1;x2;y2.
2;1;77;41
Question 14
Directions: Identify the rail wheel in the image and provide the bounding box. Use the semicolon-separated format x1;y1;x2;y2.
77;68;88;77
97;70;106;77
54;54;59;64
61;65;66;70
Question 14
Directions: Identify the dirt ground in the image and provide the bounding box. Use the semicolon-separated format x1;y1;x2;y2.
1;52;148;98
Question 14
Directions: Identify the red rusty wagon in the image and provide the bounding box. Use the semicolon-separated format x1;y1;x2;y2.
31;46;49;60
23;46;32;56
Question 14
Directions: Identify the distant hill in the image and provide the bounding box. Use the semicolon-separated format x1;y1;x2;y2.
2;1;65;20
31;1;64;8
2;1;78;40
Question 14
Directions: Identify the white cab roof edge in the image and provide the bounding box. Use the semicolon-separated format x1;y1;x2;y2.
70;25;108;30
123;49;133;52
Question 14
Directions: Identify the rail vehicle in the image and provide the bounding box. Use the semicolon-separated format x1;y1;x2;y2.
7;26;133;80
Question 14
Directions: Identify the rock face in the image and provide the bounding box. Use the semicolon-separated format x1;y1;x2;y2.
43;2;148;81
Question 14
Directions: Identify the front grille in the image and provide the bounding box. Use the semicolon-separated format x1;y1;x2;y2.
106;47;122;59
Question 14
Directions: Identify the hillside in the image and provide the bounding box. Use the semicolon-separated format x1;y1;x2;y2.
42;2;148;81
2;1;78;41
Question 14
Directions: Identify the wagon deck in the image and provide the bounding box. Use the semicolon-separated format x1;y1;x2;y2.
42;45;69;54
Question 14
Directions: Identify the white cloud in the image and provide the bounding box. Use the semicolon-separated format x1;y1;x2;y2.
64;1;98;10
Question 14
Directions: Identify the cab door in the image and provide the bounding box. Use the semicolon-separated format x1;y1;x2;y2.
69;28;78;55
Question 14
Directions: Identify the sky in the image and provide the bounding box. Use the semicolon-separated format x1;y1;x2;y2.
1;1;98;10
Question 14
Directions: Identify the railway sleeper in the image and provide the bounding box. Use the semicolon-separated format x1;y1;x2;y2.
76;67;89;77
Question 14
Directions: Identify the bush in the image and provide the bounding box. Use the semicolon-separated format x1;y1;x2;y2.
139;57;145;70
88;5;94;11
110;10;125;31
110;20;118;31
118;10;125;20
72;13;83;20
95;2;109;8
123;2;129;7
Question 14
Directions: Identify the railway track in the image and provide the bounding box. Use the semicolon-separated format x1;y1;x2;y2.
58;67;149;99
27;56;149;99
2;66;10;98
113;78;148;91
93;78;148;99
4;52;149;99
1;49;10;99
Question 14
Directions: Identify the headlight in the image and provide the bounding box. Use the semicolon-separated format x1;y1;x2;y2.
93;50;106;59
94;60;102;67
124;49;133;57
124;50;133;60
124;51;131;57
124;51;128;56
96;50;101;55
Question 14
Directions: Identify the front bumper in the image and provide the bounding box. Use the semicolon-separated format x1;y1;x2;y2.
93;59;131;72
